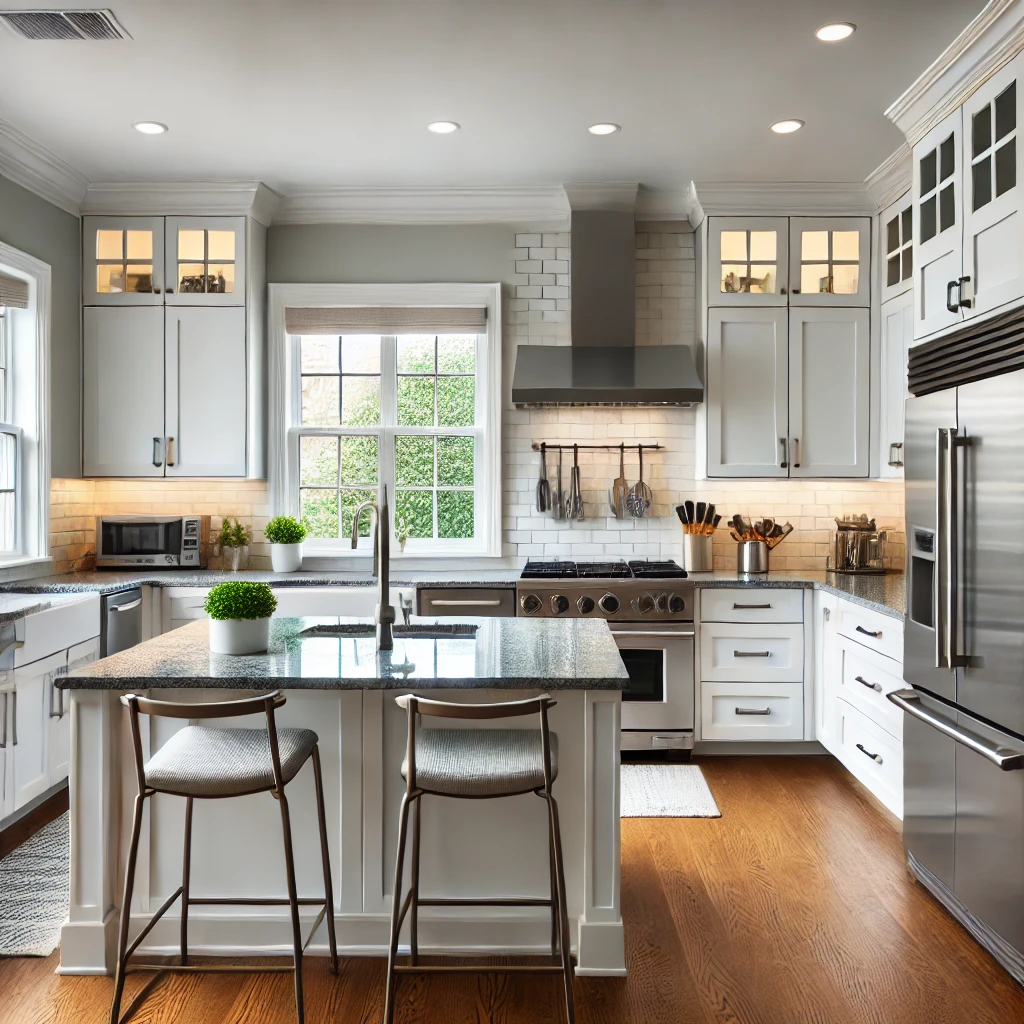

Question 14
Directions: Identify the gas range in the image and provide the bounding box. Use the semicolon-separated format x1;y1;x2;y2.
516;560;693;620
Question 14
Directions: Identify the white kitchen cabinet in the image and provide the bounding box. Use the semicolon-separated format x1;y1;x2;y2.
48;638;100;784
164;307;247;476
699;621;804;683
707;217;789;306
164;217;246;306
82;216;166;306
788;218;871;307
12;651;65;810
83;307;167;477
878;290;914;478
0;674;12;819
880;192;914;304
701;682;805;741
706;308;789;477
788;307;870;477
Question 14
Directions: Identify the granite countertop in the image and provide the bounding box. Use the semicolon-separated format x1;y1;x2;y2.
59;615;629;691
0;592;54;625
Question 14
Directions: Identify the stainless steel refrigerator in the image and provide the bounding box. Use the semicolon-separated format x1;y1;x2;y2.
897;366;1024;984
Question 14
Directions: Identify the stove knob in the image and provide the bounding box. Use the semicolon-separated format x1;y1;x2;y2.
668;593;687;614
637;593;657;616
551;594;570;615
577;595;596;614
520;593;543;615
598;592;620;615
654;593;667;613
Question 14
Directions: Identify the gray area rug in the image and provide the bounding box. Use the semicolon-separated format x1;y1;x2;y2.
0;812;70;957
620;764;722;818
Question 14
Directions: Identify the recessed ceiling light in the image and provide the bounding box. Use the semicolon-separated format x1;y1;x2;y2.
427;121;460;134
770;119;805;134
132;121;168;135
815;22;856;42
588;123;621;136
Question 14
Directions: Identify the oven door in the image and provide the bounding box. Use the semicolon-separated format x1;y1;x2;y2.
97;517;183;566
610;623;695;745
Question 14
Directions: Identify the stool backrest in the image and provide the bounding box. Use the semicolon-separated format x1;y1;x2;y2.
120;690;288;795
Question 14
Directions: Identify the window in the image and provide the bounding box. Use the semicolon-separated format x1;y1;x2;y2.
269;283;502;560
0;311;19;554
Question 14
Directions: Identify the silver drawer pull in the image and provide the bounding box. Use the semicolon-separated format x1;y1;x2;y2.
855;675;882;693
732;603;772;610
733;650;771;658
856;742;883;764
856;625;883;639
735;706;771;716
429;599;502;607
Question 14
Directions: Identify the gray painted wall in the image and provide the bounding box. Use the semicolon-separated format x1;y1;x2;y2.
0;174;81;478
267;224;514;284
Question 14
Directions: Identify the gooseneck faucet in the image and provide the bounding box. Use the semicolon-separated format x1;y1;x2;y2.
351;486;396;650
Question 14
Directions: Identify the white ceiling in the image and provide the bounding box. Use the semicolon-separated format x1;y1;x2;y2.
0;0;984;194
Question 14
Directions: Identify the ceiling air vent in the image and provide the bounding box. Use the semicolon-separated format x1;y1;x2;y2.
0;9;130;40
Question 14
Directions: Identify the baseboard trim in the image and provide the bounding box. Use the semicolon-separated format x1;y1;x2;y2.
0;779;68;859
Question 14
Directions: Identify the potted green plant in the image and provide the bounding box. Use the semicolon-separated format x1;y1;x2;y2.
264;515;307;572
205;581;278;655
218;518;250;572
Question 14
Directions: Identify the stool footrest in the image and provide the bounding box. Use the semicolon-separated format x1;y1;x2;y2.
417;897;553;908
394;963;568;975
129;963;294;975
187;896;327;907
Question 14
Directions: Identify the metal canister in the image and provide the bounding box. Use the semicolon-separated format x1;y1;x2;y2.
738;540;769;574
682;533;714;572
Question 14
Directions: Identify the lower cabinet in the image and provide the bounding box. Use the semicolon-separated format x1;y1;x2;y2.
0;674;12;819
701;682;805;740
11;652;65;810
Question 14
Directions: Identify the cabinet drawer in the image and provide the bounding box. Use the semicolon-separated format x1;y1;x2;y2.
167;587;211;622
418;587;516;617
837;639;904;740
700;587;804;623
701;682;804;741
838;603;903;662
700;622;803;682
835;698;903;818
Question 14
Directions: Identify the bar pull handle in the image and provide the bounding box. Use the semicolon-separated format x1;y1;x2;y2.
735;707;771;716
856;743;883;764
110;598;143;614
0;692;6;749
779;437;789;469
48;670;66;719
152;437;163;467
958;276;972;309
11;689;16;745
888;690;1024;770
792;437;801;469
733;650;771;658
166;436;175;468
732;603;773;610
946;280;960;313
888;442;904;467
428;599;502;608
855;625;882;639
855;675;882;693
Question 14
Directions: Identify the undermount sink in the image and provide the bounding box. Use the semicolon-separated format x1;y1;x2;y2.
301;623;479;640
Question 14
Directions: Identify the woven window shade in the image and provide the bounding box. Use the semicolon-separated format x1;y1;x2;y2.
0;272;29;309
285;306;486;336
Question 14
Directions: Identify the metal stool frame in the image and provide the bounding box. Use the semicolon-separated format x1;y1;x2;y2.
383;693;575;1024
109;690;338;1024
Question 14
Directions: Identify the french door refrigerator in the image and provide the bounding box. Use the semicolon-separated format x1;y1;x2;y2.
896;365;1024;984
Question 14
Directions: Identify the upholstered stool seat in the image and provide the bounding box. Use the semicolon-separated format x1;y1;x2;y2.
145;726;318;797
402;727;558;797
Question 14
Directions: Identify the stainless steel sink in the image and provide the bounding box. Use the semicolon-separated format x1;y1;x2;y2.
300;623;479;640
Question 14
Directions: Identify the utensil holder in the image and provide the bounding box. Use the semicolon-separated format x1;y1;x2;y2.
737;540;769;574
682;533;713;572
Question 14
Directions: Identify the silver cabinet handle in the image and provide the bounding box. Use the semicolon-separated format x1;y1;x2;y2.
735;707;771;716
11;688;16;745
779;437;789;469
855;625;882;639
166;436;176;468
888;442;904;467
792;437;801;469
48;670;66;719
152;437;164;467
733;650;771;658
0;692;6;748
428;599;502;607
855;675;882;693
110;598;143;613
888;690;1024;770
732;603;772;610
856;742;883;764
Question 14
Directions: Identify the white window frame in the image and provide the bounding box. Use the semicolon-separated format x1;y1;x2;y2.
267;283;502;561
0;242;49;571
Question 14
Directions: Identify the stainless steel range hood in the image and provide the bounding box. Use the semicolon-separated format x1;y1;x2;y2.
511;192;703;407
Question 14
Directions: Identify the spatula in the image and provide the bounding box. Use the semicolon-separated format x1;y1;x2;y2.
536;443;550;513
610;444;629;519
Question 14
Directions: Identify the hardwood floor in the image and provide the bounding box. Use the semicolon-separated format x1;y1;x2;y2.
4;756;1024;1023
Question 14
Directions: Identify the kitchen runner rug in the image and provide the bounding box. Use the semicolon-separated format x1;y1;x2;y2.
0;812;69;957
620;764;721;818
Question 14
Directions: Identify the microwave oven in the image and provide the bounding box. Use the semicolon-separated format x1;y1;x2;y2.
96;515;210;568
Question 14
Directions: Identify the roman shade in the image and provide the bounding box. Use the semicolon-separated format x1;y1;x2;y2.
0;272;29;309
285;305;486;335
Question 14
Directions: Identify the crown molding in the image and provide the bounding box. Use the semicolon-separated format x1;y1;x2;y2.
635;186;693;223
865;144;912;212
691;179;875;217
886;0;1024;146
562;180;639;212
82;180;281;225
0;118;88;216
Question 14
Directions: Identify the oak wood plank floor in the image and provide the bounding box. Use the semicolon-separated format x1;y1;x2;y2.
3;756;1024;1024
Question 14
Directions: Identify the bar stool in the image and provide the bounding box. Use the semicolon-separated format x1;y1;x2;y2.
110;690;338;1024
383;693;575;1024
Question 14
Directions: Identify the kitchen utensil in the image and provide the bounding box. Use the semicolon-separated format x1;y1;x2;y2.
553;449;564;521
695;501;706;528
701;503;716;534
684;499;695;527
710;514;722;535
767;523;794;550
682;533;713;572
627;445;652;518
568;444;585;520
675;503;688;526
536;444;550;513
827;515;887;573
738;540;769;574
729;529;744;543
611;444;629;520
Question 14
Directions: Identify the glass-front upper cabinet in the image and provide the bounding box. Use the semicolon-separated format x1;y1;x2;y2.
164;217;246;305
788;218;871;306
83;216;165;305
880;192;913;304
707;217;789;306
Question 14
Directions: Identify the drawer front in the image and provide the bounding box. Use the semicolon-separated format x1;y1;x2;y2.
700;622;803;682
701;682;804;740
168;587;211;622
700;587;804;623
15;593;100;666
838;603;903;661
418;587;516;617
837;639;904;739
835;698;903;818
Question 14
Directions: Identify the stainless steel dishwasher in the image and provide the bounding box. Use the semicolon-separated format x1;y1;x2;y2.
101;587;143;656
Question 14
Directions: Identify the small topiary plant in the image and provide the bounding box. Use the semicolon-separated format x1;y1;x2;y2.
218;518;251;548
204;581;277;621
264;515;308;545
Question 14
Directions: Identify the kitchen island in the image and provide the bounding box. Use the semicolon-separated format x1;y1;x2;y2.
56;616;628;977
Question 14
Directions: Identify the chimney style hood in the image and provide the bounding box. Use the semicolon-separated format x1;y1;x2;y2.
511;184;703;407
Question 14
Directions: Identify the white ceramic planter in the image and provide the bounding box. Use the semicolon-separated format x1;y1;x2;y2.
209;616;271;655
270;542;303;573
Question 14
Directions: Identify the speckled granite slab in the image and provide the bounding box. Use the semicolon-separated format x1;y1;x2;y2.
0;593;52;625
59;615;629;691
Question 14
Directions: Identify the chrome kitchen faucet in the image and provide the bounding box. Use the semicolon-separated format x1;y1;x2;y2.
351;486;396;651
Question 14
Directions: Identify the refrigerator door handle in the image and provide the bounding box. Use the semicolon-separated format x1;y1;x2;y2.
888;690;1024;770
935;428;947;669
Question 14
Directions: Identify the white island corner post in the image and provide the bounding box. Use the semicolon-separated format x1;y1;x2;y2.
56;616;627;977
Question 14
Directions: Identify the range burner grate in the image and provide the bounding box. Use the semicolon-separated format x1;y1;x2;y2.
520;559;687;581
627;560;689;580
520;561;579;580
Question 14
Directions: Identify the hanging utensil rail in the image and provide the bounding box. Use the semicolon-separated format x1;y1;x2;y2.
530;442;664;452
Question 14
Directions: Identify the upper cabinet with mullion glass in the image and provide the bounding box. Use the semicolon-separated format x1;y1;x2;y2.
880;191;914;303
788;217;870;306
962;50;1024;322
707;217;789;306
164;217;246;306
83;216;165;305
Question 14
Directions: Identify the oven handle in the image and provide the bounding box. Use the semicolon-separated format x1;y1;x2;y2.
610;630;695;640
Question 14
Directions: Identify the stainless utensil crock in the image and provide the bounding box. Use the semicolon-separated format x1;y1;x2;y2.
737;540;769;574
